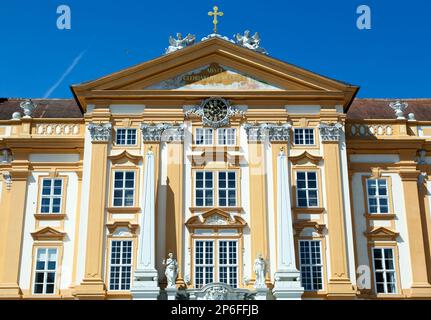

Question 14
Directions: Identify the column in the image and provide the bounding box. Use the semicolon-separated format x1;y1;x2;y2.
272;147;304;299
165;141;184;285
0;163;29;299
319;123;356;298
132;147;160;299
75;121;111;299
399;170;431;297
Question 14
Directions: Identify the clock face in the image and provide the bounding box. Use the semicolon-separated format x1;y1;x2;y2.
202;98;229;124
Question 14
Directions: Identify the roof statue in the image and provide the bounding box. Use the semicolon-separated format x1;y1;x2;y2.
165;33;196;54
234;30;268;55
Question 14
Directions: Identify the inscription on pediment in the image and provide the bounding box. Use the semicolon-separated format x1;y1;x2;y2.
145;63;283;91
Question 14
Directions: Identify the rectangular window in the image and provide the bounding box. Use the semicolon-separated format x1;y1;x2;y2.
294;128;315;145
296;171;318;207
109;240;133;291
33;248;58;295
195;171;214;207
113;171;135;207
299;240;323;291
195;240;214;288
116;128;137;146
373;248;397;294
218;172;237;207
218;128;236;145
218;240;238;288
366;179;389;214
195;128;214;145
40;179;63;214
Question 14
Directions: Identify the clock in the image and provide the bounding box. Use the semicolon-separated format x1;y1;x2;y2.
201;97;229;126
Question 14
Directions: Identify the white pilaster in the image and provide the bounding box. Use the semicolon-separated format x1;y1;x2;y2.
272;148;304;299
131;149;160;300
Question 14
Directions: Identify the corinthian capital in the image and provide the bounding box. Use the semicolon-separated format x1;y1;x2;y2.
141;123;184;142
318;122;343;142
88;123;112;142
244;123;291;142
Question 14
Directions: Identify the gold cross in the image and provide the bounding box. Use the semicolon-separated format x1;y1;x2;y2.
208;6;224;34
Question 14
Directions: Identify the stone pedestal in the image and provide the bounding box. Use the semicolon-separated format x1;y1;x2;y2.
165;287;178;300
254;287;269;300
273;271;304;300
131;271;160;300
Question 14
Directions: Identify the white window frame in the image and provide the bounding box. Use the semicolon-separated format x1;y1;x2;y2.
372;247;397;294
218;240;238;288
366;178;390;214
294;128;315;145
194;240;215;288
112;171;135;207
296;171;319;208
299;240;324;291
116;128;137;146
33;248;58;295
108;240;133;291
195;128;214;145
218;171;237;207
40;178;63;214
194;171;214;207
217;128;236;145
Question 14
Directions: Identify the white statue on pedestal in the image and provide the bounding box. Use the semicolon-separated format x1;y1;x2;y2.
254;254;266;288
162;252;178;287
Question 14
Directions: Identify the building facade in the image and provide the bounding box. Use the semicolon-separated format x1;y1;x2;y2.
1;35;431;300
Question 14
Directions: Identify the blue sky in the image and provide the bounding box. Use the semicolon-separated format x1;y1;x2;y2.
0;0;430;99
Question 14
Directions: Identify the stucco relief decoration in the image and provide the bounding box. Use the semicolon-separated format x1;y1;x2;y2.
204;214;229;225
318;122;343;141
140;123;184;142
88;123;112;142
165;33;196;54
204;286;228;300
234;30;268;55
244;123;292;142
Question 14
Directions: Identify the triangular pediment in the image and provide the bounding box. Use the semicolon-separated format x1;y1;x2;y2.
71;37;358;112
365;227;399;240
31;227;66;241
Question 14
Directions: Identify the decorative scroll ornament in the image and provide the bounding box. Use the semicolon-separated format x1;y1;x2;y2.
140;123;184;142
318;122;343;142
389;100;408;120
185;98;245;128
2;171;12;191
88;123;112;142
20;99;37;118
234;30;268;55
244;123;292;142
165;33;196;54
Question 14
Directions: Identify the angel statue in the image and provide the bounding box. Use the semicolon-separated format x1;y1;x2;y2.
234;30;268;55
165;33;196;54
162;252;178;287
253;253;266;288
